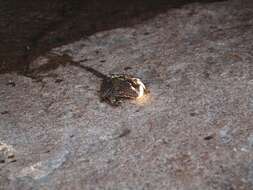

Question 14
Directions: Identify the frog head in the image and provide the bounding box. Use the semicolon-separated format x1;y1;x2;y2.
130;78;148;98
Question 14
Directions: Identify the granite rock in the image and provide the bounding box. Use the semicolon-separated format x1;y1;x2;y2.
0;1;253;189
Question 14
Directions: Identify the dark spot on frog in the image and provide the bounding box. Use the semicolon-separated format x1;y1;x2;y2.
203;135;214;140
124;66;132;71
55;79;64;83
100;60;106;63
0;159;5;164
6;81;16;87
144;32;150;35
1;111;9;115
95;50;99;54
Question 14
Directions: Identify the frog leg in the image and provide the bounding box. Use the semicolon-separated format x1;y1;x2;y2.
108;96;122;107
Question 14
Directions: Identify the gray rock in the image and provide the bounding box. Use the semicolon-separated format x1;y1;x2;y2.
1;1;253;189
219;126;232;144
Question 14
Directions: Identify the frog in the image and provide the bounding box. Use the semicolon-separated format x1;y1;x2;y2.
100;74;148;106
70;61;148;106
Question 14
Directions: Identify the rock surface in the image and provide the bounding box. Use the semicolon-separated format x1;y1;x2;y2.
1;1;253;189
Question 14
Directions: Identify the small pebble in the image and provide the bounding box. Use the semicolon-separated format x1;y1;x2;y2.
204;135;214;140
219;126;232;144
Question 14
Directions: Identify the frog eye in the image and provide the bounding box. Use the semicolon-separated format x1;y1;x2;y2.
130;79;140;88
134;78;146;90
131;78;139;84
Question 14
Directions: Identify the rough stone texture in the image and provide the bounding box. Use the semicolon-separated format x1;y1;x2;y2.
1;0;253;189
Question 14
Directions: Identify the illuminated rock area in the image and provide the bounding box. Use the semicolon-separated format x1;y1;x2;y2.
1;1;253;189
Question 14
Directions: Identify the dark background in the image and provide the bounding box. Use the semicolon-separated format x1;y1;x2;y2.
0;0;224;74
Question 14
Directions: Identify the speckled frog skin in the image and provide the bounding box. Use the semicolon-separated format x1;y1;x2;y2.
100;74;148;106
